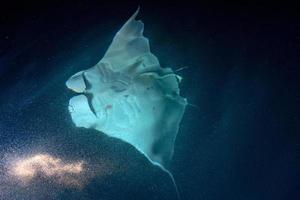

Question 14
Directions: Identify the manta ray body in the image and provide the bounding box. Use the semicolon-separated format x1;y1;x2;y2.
66;8;187;197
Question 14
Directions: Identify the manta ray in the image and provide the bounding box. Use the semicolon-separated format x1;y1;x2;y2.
66;8;187;198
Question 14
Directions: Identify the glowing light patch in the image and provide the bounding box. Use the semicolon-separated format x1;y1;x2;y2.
10;153;85;187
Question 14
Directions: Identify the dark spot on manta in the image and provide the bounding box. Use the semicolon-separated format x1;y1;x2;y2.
105;104;113;110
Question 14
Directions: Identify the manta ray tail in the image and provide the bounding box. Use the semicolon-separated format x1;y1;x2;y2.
155;164;181;200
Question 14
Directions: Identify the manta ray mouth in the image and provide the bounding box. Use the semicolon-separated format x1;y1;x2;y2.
83;93;97;117
81;73;97;117
67;72;98;117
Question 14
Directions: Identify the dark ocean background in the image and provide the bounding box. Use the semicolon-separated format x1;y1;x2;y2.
0;1;299;200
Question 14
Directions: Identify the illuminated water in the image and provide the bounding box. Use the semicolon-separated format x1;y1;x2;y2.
0;2;298;200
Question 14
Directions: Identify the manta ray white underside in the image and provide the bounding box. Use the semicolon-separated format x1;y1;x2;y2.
66;8;187;183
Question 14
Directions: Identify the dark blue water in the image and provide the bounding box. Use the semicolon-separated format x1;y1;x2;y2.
0;2;299;200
